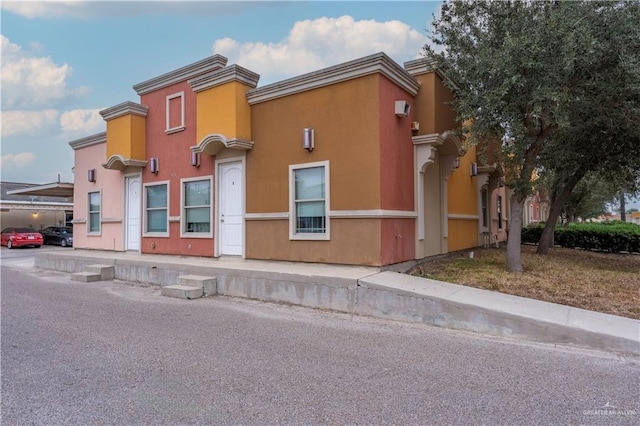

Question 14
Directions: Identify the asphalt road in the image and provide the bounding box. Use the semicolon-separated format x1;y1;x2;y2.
1;250;639;425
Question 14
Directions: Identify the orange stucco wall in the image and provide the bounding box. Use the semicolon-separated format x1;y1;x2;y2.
246;219;382;266
140;81;216;257
105;114;146;160
246;75;386;264
195;81;252;142
247;74;382;215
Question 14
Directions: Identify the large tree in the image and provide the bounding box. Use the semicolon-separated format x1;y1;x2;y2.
534;1;640;253
425;0;639;271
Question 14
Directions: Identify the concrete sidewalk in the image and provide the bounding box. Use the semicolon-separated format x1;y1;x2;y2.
34;249;639;357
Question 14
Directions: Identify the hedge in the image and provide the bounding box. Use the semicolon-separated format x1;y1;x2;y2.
521;221;640;253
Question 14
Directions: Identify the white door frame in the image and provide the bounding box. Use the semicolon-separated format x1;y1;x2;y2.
215;156;246;257
124;172;142;252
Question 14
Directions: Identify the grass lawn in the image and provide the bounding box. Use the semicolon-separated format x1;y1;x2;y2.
409;244;640;320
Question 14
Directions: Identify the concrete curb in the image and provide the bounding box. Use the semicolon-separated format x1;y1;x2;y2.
356;272;640;356
34;251;640;357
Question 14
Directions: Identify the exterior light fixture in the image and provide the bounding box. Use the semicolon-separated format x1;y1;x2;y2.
150;158;159;174
303;128;314;151
394;100;410;117
88;169;96;182
470;162;478;177
191;151;200;168
454;157;460;169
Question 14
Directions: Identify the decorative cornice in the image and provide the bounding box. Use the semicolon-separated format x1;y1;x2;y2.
133;54;228;95
100;101;148;121
404;57;439;75
102;155;147;171
412;133;443;146
69;132;106;150
404;57;460;92
245;212;289;220
189;64;260;93
191;133;254;156
247;52;420;105
329;210;417;219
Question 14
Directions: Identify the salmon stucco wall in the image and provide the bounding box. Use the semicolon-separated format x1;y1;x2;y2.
73;142;125;251
140;81;216;257
378;75;416;264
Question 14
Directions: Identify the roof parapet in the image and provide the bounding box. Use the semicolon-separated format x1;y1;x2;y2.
100;101;148;121
133;54;228;95
189;64;260;93
247;52;420;105
68;132;107;150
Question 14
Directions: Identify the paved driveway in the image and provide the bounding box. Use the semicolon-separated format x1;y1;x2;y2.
1;262;639;425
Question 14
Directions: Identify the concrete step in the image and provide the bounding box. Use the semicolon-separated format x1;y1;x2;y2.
177;275;217;296
161;285;204;299
71;272;103;282
86;264;115;280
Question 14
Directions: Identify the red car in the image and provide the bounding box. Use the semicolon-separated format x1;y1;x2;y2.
1;227;43;249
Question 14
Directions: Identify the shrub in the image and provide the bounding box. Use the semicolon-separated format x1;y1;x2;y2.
521;222;640;253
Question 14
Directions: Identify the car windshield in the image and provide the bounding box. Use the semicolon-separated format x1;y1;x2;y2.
16;228;37;233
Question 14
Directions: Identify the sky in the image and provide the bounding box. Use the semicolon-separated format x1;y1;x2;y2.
1;0;440;185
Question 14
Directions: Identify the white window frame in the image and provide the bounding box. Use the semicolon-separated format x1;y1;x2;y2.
165;91;185;134
180;175;213;238
143;180;170;237
289;160;330;241
87;190;101;235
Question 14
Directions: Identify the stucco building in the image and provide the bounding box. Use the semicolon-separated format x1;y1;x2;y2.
70;53;508;266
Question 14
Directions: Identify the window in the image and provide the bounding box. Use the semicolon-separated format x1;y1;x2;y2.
166;91;185;134
144;183;168;235
290;161;330;240
88;191;100;233
481;188;489;228
497;195;503;229
181;177;212;236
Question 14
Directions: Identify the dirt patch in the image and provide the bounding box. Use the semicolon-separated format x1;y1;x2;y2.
409;245;640;320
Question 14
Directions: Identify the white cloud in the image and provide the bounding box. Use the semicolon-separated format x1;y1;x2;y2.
1;110;59;137
1;152;36;167
60;108;104;134
1;35;89;109
1;0;264;19
213;15;428;81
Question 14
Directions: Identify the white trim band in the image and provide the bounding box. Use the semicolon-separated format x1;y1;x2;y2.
448;214;480;220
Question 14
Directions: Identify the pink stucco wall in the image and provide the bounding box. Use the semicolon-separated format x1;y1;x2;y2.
73;141;125;250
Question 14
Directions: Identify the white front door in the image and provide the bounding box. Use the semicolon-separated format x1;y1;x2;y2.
126;176;141;251
219;161;243;255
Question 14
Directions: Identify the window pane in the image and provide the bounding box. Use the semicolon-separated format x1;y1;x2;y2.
147;210;167;232
185;207;210;233
185;181;210;206
295;167;324;200
147;185;167;208
297;200;325;217
89;212;100;232
89;192;100;211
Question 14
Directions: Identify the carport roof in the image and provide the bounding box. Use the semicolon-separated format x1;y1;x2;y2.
3;182;74;200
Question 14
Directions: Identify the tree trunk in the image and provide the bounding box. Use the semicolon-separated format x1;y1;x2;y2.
537;174;582;255
620;193;626;222
507;193;525;273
